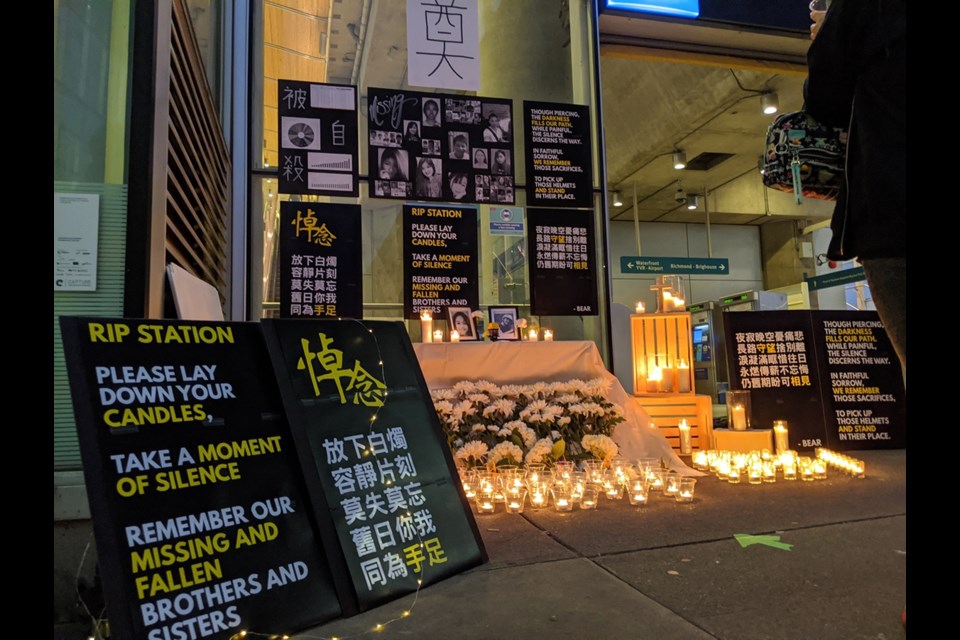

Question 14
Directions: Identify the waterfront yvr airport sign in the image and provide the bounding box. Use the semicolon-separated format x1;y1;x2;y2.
60;317;485;639
620;256;729;275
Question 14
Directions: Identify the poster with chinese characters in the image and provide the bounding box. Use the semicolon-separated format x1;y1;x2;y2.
279;202;362;319
723;311;905;451
526;209;599;316
367;87;514;204
403;203;479;319
59;317;343;640
523;101;594;208
278;80;359;197
406;0;480;91
261;319;487;614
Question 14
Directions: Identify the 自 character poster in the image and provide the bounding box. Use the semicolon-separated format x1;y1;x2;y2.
278;80;359;197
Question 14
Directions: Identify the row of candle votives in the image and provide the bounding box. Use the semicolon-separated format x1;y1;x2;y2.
815;448;866;478
460;460;697;514
419;311;554;342
691;448;863;483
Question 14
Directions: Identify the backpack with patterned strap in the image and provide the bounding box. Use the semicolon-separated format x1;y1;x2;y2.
762;110;846;204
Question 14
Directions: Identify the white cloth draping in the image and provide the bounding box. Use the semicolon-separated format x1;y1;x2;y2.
413;341;700;474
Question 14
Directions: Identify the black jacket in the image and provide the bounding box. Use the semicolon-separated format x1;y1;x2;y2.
804;0;906;261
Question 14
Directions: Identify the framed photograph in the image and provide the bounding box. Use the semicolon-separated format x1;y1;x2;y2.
447;306;478;341
489;306;520;340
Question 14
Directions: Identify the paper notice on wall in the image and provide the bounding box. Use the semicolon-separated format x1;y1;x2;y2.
406;0;480;91
54;192;99;291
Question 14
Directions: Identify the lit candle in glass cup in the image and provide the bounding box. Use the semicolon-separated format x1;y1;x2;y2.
529;489;547;509
731;404;747;431
552;487;573;511
782;461;797;480
664;471;681;497
773;420;790;454
580;486;599;510
433;329;444;342
450;330;460;343
647;366;663;393
478;499;496;514
543;329;554;341
762;461;777;483
506;489;526;514
628;480;649;506
420;311;433;343
528;328;538;341
676;478;696;502
635;301;646;314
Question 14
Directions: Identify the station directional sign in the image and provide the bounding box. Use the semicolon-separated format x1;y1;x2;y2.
620;256;729;275
804;266;866;291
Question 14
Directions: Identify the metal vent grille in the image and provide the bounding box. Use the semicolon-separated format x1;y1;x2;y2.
685;152;735;171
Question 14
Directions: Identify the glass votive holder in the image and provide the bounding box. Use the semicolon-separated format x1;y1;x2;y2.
762;461;777;483
580;487;600;510
692;451;709;470
747;464;763;485
505;490;526;514
676;478;696;502
852;461;866;479
554;460;576;480
551;487;574;512
799;459;815;482
663;471;681;497
648;470;665;492
782;462;797;480
603;481;623;500
727;467;742;484
813;460;828;480
476;497;498;515
627;481;649;506
528;488;549;509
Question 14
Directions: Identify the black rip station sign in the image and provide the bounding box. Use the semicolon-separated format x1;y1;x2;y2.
261;319;487;613
526;208;599;316
279;202;362;319
723;310;905;451
59;318;342;640
523;101;594;208
403;203;479;319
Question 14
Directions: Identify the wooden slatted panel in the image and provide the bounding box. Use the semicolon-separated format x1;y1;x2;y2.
165;0;230;307
631;312;694;396
633;394;714;453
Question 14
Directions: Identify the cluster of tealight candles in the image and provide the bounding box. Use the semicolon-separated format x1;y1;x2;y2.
815;448;866;478
691;449;844;483
459;458;698;514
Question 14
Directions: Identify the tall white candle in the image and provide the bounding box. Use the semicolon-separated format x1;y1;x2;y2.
647;366;663;393
773;421;789;454
731;404;747;431
678;419;692;454
420;311;433;343
677;359;691;393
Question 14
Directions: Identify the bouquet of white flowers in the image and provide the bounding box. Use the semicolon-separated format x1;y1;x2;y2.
431;378;626;469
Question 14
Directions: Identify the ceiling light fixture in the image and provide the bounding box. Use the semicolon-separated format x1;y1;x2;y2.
612;191;623;207
761;92;779;115
686;194;701;210
672;150;687;170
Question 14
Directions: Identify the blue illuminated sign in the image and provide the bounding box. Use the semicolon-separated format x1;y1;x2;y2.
604;0;700;18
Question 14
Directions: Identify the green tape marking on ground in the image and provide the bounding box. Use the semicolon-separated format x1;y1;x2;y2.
734;533;793;551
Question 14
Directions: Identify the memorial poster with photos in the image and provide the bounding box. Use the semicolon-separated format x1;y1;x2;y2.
278;80;359;197
523;101;594;208
526;208;599;316
403;203;479;319
367;87;515;204
279;202;363;319
58;317;343;640
261;319;487;614
723;310;905;451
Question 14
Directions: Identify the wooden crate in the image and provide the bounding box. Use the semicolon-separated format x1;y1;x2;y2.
633;394;714;452
631;312;694;396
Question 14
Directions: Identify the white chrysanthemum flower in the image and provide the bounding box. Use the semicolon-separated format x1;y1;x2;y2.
499;384;524;398
519;399;548;418
488;441;524;466
432;388;457;401
487;425;500;432
557;416;571;426
582;434;619;460
550;430;561;440
453;380;477;395
467;393;490;404
471;423;486;433
565;379;588;393
554;393;580;405
455;441;489;463
524;438;553;465
476;380;501;397
482;398;517;418
566;403;586;415
434;400;454;414
582;402;605;416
